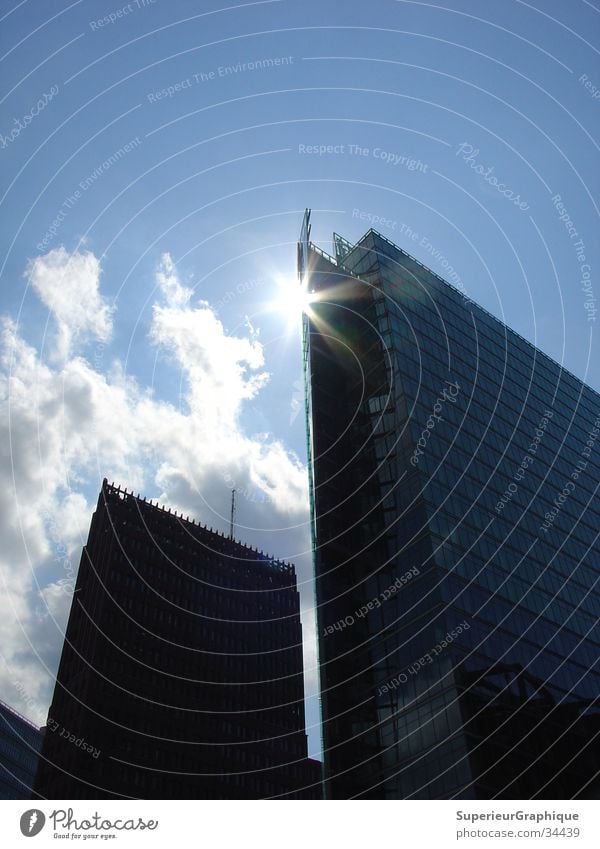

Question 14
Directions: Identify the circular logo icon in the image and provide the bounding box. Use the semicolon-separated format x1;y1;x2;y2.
19;810;46;837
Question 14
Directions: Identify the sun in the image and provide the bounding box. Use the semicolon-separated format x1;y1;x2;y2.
271;275;316;325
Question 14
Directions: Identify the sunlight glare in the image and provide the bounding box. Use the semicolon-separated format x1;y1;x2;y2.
273;275;316;325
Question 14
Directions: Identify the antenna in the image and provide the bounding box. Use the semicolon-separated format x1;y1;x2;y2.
229;489;236;540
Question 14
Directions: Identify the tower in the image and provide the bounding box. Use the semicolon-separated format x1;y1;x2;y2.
300;210;600;799
34;480;321;799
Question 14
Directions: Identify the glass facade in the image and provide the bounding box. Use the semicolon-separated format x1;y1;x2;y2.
301;213;600;799
0;700;41;799
34;480;322;799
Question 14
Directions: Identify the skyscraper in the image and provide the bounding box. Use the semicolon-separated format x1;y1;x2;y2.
300;210;600;799
0;699;41;799
34;480;321;799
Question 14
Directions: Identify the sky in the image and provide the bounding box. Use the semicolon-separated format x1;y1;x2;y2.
0;0;598;760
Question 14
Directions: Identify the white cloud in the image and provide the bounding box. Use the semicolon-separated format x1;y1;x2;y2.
155;251;192;308
151;301;269;428
0;248;313;727
25;247;113;362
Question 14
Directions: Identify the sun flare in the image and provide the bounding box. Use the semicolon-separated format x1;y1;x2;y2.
272;275;316;325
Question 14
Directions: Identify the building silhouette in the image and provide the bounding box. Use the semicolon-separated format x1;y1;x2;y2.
0;699;41;799
33;480;321;799
299;210;600;799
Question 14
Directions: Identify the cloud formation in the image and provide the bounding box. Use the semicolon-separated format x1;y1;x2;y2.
0;248;311;725
25;247;113;362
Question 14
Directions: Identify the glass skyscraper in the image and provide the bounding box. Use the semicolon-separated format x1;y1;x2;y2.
299;210;600;800
0;699;41;799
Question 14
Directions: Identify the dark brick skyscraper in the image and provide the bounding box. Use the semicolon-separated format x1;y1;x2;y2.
34;480;321;799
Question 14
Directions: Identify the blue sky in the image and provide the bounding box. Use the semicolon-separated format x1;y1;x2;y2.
0;0;598;759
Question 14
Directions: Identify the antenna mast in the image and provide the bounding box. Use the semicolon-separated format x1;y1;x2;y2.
229;489;236;540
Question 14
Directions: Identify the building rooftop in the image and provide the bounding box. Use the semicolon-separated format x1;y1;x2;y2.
304;216;599;400
101;479;295;575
